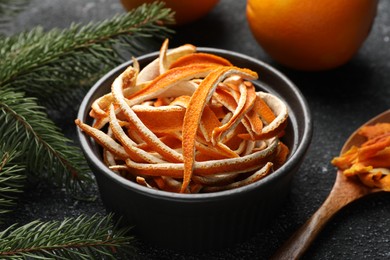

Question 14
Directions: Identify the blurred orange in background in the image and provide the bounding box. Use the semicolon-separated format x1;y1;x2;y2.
246;0;379;71
120;0;220;26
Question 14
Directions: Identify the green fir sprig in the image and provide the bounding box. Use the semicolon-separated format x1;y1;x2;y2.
0;143;25;219
0;214;135;259
0;88;92;193
0;2;174;105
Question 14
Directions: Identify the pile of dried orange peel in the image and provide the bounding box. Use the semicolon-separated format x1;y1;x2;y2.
76;40;290;193
332;123;390;191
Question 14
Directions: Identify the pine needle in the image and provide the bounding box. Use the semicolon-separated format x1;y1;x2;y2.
0;143;25;221
0;88;92;194
0;214;135;259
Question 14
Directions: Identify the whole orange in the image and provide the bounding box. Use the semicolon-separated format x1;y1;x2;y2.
120;0;220;26
246;0;378;71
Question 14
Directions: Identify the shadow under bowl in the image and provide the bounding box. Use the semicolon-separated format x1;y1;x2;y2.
76;48;313;251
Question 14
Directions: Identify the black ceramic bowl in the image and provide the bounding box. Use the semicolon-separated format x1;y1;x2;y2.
77;48;312;251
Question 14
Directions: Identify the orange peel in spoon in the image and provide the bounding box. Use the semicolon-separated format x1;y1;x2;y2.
332;123;390;191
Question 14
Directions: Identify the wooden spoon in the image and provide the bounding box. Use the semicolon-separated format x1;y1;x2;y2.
271;109;390;260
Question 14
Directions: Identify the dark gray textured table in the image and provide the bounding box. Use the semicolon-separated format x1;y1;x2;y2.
5;0;390;259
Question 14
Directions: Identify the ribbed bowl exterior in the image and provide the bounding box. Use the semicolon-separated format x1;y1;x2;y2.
90;159;300;250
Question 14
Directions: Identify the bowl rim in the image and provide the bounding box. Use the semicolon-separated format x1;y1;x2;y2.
77;47;312;201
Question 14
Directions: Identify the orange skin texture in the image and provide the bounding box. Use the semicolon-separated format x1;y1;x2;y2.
246;0;379;71
120;0;220;25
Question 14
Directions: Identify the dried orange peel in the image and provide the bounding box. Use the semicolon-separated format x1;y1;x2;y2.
76;40;290;193
332;123;390;191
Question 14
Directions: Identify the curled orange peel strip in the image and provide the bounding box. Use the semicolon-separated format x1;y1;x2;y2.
75;119;128;160
169;52;233;68
358;123;390;139
212;81;257;145
76;40;291;193
202;162;274;192
124;138;278;178
112;67;184;163
181;66;258;192
159;38;170;75
127;64;218;107
109;104;164;164
137;40;196;83
132;105;185;133
238;92;288;140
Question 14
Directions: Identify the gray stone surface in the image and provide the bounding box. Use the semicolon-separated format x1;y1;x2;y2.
3;0;390;259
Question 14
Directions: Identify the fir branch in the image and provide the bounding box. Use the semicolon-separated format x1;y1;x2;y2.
0;214;135;259
0;2;175;255
0;143;25;220
0;88;92;194
0;2;175;105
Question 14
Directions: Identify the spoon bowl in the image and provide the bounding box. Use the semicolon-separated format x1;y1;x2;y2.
272;109;390;260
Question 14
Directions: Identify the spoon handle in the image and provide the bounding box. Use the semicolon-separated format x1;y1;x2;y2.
271;173;369;260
